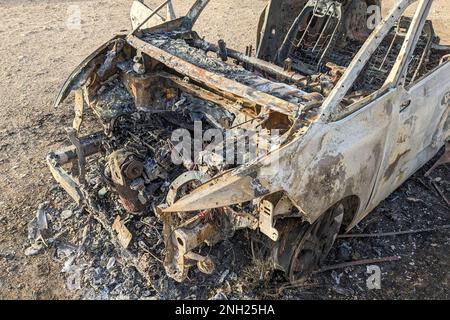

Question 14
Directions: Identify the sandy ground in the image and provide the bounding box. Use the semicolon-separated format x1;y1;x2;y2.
0;0;448;300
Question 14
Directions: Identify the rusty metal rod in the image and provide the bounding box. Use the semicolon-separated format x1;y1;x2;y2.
431;182;450;208
337;225;450;239
50;132;104;165
315;256;401;273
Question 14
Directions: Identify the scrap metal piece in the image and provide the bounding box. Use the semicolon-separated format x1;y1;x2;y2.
217;39;228;62
163;216;219;282
226;208;258;231
49;132;104;166
66;128;86;184
73;89;85;132
46;132;104;205
166;171;210;206
47;153;84;205
259;200;279;241
162;171;271;213
112;215;133;249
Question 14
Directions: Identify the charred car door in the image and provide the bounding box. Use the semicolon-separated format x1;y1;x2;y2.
314;0;450;227
368;4;450;209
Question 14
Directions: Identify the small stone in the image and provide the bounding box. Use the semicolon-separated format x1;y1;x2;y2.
61;210;74;220
228;272;237;281
98;187;108;197
331;271;342;285
209;291;227;300
332;286;354;296
24;243;44;256
337;242;352;260
106;257;116;270
218;269;229;284
61;256;76;273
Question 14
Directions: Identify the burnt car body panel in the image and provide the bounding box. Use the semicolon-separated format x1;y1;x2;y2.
50;0;449;282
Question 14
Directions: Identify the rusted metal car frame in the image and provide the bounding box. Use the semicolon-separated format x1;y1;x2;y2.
49;0;450;283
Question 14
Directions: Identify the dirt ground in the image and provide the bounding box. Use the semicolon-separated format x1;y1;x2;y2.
0;0;449;300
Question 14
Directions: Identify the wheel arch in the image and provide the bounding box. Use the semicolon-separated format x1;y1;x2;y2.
336;195;361;232
272;192;361;231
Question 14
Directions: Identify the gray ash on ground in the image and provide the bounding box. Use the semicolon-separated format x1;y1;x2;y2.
24;149;449;300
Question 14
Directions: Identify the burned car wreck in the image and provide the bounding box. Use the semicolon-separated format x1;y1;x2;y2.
49;0;450;284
